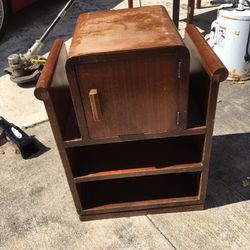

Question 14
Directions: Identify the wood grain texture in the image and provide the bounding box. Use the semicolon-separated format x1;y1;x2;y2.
79;204;204;221
73;163;202;183
34;39;63;101
34;39;83;211
89;89;102;122
185;24;228;82
67;6;190;141
77;172;201;214
76;55;180;139
184;24;228;204
69;6;185;57
34;16;228;220
63;126;206;148
67;135;204;181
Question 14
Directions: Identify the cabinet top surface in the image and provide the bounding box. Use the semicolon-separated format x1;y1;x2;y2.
69;5;184;58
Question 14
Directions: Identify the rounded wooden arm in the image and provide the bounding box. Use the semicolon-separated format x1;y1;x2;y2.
34;39;63;100
185;24;228;82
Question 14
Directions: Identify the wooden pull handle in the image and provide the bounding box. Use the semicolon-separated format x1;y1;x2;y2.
89;89;102;121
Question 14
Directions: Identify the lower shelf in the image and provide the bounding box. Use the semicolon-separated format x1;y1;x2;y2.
77;172;201;215
79;204;204;221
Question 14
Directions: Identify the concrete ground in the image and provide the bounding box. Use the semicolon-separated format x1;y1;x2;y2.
0;0;249;249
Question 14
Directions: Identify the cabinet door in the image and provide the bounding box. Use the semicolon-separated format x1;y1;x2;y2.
76;54;180;139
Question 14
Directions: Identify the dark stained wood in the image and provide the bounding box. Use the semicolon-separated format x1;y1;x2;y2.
34;6;228;220
73;163;202;183
35;39;81;142
185;24;228;82
63;104;82;141
34;39;62;101
63;126;207;148
67;6;190;141
76;55;180;139
67;135;204;181
184;24;228;203
199;81;220;202
69;6;185;57
34;39;83;211
82;196;201;215
79;204;204;221
188;91;207;128
77;172;201;214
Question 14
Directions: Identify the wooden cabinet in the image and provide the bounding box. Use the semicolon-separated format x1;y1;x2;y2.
66;6;190;140
35;6;228;221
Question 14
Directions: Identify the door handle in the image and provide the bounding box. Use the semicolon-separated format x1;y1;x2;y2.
89;89;102;121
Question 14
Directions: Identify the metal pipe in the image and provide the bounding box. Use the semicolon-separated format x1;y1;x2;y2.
40;0;75;43
26;0;75;57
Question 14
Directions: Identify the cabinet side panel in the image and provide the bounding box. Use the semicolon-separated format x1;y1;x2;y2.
37;42;83;211
49;44;81;141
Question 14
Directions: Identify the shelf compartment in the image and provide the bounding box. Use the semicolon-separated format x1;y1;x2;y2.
63;126;206;148
187;74;210;128
62;103;81;141
77;172;201;214
67;135;205;182
49;83;81;142
74;163;202;182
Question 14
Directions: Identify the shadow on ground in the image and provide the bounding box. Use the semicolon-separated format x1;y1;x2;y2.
0;0;123;77
27;137;50;159
206;133;250;208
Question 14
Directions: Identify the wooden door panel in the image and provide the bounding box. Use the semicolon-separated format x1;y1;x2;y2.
76;54;179;139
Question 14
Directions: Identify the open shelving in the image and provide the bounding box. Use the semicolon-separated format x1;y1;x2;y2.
77;172;201;214
67;135;204;182
35;19;228;220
